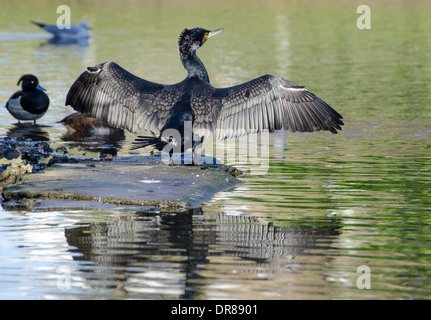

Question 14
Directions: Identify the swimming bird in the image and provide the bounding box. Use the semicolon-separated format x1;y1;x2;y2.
60;112;124;138
59;112;125;156
5;74;50;125
66;27;343;161
32;20;90;40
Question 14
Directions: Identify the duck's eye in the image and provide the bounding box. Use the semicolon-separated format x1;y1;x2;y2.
31;81;35;83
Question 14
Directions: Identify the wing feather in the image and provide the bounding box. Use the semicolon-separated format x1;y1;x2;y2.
67;63;343;140
66;62;182;134
193;74;343;139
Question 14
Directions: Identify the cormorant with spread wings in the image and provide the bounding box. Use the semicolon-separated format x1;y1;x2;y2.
66;27;343;158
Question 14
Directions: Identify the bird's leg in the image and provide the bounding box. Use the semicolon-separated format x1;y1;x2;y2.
192;149;200;166
168;149;176;166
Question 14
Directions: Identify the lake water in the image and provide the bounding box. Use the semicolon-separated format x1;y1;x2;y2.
0;0;430;300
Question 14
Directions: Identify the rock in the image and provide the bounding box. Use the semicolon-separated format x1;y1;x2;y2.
2;161;241;211
0;137;81;184
0;158;33;185
1;136;242;211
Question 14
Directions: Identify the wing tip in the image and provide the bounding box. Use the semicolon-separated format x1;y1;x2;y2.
86;62;111;73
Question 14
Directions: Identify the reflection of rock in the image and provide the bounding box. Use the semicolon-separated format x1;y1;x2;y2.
64;211;340;299
60;112;125;156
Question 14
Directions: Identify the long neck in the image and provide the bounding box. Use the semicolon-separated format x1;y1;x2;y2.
181;53;210;83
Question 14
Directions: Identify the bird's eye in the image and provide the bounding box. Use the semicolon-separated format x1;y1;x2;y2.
203;32;209;42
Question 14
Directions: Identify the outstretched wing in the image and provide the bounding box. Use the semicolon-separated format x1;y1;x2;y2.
66;62;183;133
192;75;343;139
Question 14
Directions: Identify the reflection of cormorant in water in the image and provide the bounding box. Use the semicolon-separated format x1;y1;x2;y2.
60;112;125;156
65;210;341;299
6;122;49;142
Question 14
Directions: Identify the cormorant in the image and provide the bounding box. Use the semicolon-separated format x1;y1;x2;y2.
66;27;343;161
6;74;50;125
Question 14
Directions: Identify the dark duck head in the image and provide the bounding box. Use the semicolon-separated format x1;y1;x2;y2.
18;74;46;92
5;74;50;125
178;27;224;82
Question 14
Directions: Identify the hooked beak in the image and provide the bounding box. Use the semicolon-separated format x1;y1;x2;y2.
208;28;224;39
204;28;224;42
36;84;46;91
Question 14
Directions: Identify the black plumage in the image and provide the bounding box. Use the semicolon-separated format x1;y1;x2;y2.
6;74;50;125
66;27;343;157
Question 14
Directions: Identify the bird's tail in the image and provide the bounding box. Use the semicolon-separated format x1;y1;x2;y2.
31;20;46;28
131;136;167;151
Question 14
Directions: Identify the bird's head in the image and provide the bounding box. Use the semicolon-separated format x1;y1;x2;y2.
17;74;46;92
77;21;91;30
178;27;224;59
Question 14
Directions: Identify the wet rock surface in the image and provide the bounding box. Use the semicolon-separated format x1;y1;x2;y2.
0;136;76;185
1;137;241;211
3;161;240;210
0;158;34;185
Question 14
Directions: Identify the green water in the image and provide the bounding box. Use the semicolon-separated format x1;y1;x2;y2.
0;0;430;299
